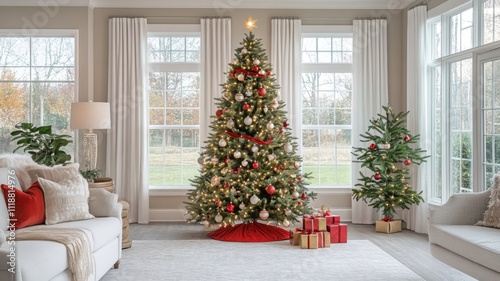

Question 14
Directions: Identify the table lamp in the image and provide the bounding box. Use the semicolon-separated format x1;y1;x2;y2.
70;101;111;170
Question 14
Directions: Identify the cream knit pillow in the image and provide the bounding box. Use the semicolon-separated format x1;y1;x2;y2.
476;174;500;228
38;175;94;225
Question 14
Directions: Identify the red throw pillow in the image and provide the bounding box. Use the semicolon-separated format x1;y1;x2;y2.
1;181;45;229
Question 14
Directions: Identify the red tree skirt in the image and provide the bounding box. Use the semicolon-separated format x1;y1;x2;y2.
208;222;290;242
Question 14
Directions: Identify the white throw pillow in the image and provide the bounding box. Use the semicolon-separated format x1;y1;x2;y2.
25;163;80;187
38;175;94;225
0;153;37;190
476;174;500;228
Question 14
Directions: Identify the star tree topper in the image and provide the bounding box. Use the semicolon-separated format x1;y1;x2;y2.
244;16;257;31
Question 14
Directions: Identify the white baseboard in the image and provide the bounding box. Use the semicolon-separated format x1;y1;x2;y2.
149;208;352;222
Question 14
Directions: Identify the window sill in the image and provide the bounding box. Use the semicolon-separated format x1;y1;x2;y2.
148;186;352;196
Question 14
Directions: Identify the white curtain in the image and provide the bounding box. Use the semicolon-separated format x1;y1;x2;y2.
403;6;429;233
200;18;232;143
107;17;149;224
271;19;302;141
351;19;389;224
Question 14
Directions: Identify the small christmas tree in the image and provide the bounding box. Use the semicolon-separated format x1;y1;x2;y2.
185;18;315;235
352;105;428;220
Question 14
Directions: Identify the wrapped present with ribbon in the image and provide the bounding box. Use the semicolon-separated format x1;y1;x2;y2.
290;228;302;246
299;232;319;249
313;216;327;231
327;223;348;243
318;231;331;248
302;216;315;232
324;215;340;225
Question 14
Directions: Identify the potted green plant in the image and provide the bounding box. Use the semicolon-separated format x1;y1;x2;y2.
10;122;72;166
79;168;101;183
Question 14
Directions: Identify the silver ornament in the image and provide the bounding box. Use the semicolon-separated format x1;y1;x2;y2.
250;194;260;204
211;157;219;163
241;48;248;55
285;142;293;152
226;119;234;129
285;209;292;216
253;58;260;65
235;92;244;101
219;139;227;147
215;214;223;223
238;73;245;81
266;122;274;130
283;219;290;227
241;159;248;166
251;145;259;153
259;209;269;220
244;116;253;125
245;90;252;96
233;151;242;158
197;156;205;165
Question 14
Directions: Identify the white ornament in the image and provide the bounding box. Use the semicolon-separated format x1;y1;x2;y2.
215;214;223;223
258;69;266;75
241;48;248;55
237;73;245;81
378;143;391;150
283;219;290;227
294;162;300;169
253;59;260;65
197;156;205;165
226;119;234;129
233;58;238;64
211;176;220;185
239;202;246;210
292;191;300;198
263;106;268;113
202;220;210;227
266;122;274;130
235;92;244;102
219;139;227;147
211;157;219;163
272;99;279;109
250;194;260;204
267;154;276;161
285;142;293;153
245;90;252;96
251;145;259;153
285;209;292;216
241;159;248;167
244;116;253;126
233;151;242;159
230;187;236;193
259;209;269;220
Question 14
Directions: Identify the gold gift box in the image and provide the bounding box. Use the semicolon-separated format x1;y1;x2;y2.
375;220;402;234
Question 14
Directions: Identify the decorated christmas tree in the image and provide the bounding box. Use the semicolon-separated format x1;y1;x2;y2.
185;18;315;239
352;105;428;220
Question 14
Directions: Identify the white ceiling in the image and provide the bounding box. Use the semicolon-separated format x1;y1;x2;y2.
0;0;417;9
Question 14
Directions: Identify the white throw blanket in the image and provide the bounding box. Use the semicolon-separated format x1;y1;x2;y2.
16;227;93;281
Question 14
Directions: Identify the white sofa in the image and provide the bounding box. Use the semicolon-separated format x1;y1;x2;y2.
0;154;122;281
428;190;500;281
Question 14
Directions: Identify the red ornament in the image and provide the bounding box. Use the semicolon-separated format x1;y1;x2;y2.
283;121;289;128
237;167;242;172
230;169;237;174
382;216;393;222
300;193;307;200
225;157;230;164
404;135;411;142
252;65;259;72
215;200;222;207
242;103;250;110
266;184;276;195
257;88;266;97
374;173;381;180
369;143;377;150
230;73;235;77
226;203;235;213
252;161;259;169
324;211;331;216
205;215;210;219
404;158;412;166
216;109;223;117
297;201;303;206
223;182;229;188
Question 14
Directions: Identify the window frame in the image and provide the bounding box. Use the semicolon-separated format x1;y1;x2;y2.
147;24;201;191
427;0;500;205
301;25;353;190
0;29;78;157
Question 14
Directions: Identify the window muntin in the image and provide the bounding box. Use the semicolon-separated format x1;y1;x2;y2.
483;0;500;44
450;7;474;54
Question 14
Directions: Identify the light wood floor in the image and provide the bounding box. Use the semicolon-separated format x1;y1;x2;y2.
129;222;476;281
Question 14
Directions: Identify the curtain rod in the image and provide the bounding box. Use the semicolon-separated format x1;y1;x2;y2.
146;16;230;20
408;0;431;10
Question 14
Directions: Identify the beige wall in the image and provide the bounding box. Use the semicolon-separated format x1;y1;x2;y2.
0;5;407;220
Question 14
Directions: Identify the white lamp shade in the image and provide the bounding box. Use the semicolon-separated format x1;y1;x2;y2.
70;102;111;129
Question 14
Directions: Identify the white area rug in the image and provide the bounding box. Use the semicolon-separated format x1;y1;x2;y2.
102;240;423;281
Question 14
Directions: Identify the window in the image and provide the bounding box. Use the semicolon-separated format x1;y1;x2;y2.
301;26;353;187
428;0;500;204
0;31;76;155
147;24;201;188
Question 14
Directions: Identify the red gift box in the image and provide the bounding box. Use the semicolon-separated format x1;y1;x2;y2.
313;217;327;231
328;223;348;243
325;215;340;225
303;216;315;232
